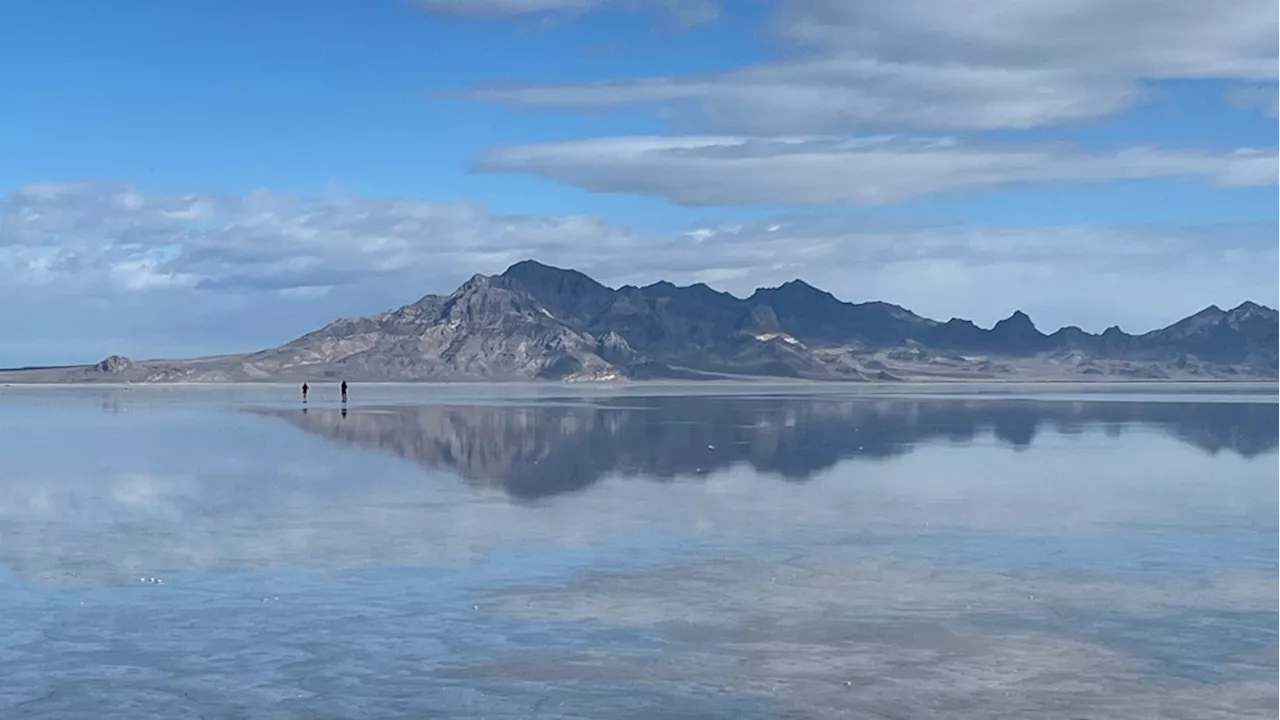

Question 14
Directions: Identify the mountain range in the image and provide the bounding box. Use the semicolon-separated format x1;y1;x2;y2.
3;260;1276;382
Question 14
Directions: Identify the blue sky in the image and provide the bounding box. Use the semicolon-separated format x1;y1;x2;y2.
0;0;1276;365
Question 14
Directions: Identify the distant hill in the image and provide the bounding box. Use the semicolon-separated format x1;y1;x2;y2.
2;260;1276;382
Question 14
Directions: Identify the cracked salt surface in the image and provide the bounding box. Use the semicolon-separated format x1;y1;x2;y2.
0;384;1274;718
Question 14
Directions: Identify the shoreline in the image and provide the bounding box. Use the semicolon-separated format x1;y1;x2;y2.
1;376;1276;387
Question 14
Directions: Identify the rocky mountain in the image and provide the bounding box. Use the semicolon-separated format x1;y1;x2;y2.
246;273;619;381
2;260;1276;382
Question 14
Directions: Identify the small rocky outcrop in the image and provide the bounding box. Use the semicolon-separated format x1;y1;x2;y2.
595;331;637;365
94;355;133;374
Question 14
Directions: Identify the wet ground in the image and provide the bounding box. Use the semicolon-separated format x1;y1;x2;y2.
0;383;1274;718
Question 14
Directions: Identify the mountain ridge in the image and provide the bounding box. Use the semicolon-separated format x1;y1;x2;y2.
2;259;1276;383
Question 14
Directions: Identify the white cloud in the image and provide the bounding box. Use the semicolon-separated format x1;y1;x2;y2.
0;182;632;298
475;135;1278;206
464;60;1140;133
459;0;1277;132
0;182;651;363
409;0;718;27
1;182;1276;366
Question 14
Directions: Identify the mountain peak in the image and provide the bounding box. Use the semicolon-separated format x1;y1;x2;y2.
779;278;822;293
751;278;837;304
1225;300;1278;326
1229;300;1275;316
498;259;614;295
455;273;492;292
500;259;587;283
993;310;1037;332
642;280;677;291
505;259;555;272
495;258;614;328
982;310;1048;354
1191;304;1225;318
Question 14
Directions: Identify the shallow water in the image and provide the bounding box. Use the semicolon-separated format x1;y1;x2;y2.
0;383;1275;718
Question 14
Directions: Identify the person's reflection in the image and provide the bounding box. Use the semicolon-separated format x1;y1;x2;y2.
341;407;348;419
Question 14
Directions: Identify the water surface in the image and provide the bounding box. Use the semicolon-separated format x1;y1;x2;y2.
0;383;1275;718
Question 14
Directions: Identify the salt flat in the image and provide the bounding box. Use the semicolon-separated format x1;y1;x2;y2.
0;384;1274;718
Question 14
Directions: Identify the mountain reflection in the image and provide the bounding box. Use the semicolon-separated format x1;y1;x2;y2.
260;396;1278;499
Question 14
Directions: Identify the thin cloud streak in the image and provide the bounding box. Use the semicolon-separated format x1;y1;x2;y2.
457;0;1278;131
475;135;1279;207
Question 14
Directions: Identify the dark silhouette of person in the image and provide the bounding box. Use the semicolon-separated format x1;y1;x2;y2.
340;381;348;404
301;382;309;402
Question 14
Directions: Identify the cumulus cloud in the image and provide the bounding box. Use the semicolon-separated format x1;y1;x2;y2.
459;0;1277;132
0;182;640;363
409;0;719;27
475;135;1278;206
0;181;1275;366
0;181;624;298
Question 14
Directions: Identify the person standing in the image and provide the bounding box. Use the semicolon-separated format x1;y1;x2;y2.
301;382;309;402
340;380;348;404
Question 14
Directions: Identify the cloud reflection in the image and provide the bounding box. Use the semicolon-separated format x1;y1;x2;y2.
0;393;1272;587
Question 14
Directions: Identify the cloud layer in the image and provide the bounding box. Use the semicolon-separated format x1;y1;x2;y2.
476;135;1278;206
460;0;1278;132
0;182;637;362
1;182;1275;364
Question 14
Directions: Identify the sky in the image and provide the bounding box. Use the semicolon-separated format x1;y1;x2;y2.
0;0;1276;365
